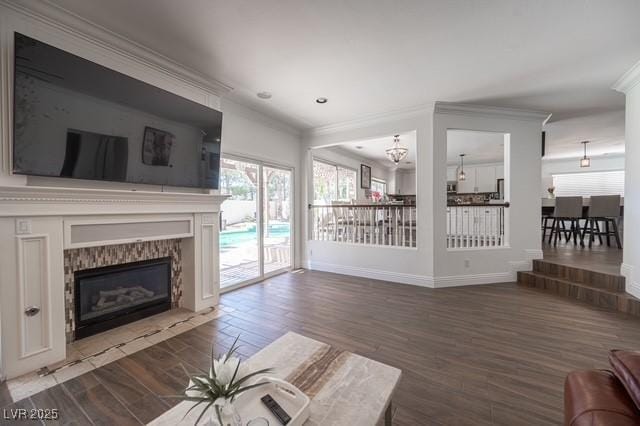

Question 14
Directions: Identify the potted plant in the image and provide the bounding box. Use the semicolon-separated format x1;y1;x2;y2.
171;336;272;425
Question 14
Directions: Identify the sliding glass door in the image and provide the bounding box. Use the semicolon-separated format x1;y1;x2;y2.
219;158;260;287
220;156;293;288
263;166;293;274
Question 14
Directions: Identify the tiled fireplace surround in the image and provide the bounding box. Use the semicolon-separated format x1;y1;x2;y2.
63;239;184;342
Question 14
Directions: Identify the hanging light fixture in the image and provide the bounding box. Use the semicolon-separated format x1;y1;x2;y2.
385;134;409;165
458;154;467;181
580;141;591;168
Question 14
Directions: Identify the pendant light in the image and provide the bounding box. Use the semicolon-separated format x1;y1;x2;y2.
580;141;591;168
458;154;466;181
385;134;409;165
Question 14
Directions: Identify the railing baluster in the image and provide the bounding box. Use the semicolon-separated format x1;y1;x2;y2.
370;207;374;245
483;208;487;247
382;207;386;246
402;208;406;247
409;207;413;247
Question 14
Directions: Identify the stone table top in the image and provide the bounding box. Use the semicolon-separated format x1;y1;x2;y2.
148;331;402;425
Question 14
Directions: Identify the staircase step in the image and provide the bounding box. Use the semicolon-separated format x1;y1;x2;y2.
517;271;640;317
532;259;625;292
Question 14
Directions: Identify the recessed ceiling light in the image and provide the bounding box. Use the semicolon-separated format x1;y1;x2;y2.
257;91;272;99
315;97;328;104
355;146;363;149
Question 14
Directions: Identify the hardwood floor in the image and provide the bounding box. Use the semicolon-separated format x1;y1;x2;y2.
2;270;640;425
542;240;623;276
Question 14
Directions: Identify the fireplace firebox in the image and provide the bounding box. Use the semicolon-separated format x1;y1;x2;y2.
74;257;172;339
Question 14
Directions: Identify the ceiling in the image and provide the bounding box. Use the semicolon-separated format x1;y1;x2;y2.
337;132;417;170
447;130;505;166
542;110;625;160
46;0;640;139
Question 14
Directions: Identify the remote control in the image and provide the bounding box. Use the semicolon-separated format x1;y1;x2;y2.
260;394;291;425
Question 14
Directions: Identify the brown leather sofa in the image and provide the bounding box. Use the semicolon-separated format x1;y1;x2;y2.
565;350;640;425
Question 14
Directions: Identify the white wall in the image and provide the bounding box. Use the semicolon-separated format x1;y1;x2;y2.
394;169;416;194
433;104;547;283
615;62;640;299
312;146;394;200
540;155;625;197
219;98;303;267
303;109;434;285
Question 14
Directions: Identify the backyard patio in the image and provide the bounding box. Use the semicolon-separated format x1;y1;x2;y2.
219;158;292;287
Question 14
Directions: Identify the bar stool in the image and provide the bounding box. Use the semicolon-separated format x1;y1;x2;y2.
582;195;622;249
548;196;583;246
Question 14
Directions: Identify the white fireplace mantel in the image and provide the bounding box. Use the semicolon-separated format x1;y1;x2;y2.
0;187;228;379
0;185;228;217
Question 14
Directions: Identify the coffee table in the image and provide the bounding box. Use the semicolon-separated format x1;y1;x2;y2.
148;331;402;425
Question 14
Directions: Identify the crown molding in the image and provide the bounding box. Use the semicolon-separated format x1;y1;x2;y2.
434;102;551;123
306;104;432;138
320;146;393;172
1;0;233;97
612;59;640;94
221;98;302;138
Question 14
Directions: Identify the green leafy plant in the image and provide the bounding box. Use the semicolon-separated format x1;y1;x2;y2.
168;336;272;425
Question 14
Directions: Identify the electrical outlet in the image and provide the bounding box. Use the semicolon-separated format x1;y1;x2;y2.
464;259;470;268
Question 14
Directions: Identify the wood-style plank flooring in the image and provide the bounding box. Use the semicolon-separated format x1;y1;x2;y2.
3;269;640;425
542;240;623;275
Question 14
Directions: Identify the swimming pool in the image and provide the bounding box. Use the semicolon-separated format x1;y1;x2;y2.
220;223;290;249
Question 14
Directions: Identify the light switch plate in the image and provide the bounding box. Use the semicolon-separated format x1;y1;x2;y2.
15;219;32;235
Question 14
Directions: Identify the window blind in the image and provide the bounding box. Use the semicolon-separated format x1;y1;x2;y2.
552;170;624;197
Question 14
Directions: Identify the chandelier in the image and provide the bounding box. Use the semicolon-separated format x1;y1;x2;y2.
385;134;408;165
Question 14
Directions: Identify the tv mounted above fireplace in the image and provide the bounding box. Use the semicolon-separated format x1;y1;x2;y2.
13;32;222;189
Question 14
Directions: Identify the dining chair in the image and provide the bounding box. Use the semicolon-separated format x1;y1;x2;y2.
583;195;622;249
548;196;583;246
541;212;554;241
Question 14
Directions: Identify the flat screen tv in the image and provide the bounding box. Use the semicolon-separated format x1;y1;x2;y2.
13;32;222;189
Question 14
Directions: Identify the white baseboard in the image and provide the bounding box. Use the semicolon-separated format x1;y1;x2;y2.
509;260;531;273
306;261;434;287
433;272;514;288
524;249;544;260
620;263;640;299
306;260;528;289
621;263;633;278
628;281;640;299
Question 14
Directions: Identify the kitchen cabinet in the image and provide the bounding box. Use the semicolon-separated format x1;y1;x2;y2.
456;165;501;193
475;166;497;193
446;167;457;182
457;170;476;193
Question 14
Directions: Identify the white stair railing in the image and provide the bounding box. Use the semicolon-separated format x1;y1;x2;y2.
309;204;417;248
446;203;508;249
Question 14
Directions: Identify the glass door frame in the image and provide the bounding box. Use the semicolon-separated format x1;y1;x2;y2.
220;153;295;293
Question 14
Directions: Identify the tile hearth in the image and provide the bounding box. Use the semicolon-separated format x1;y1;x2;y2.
2;305;232;405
